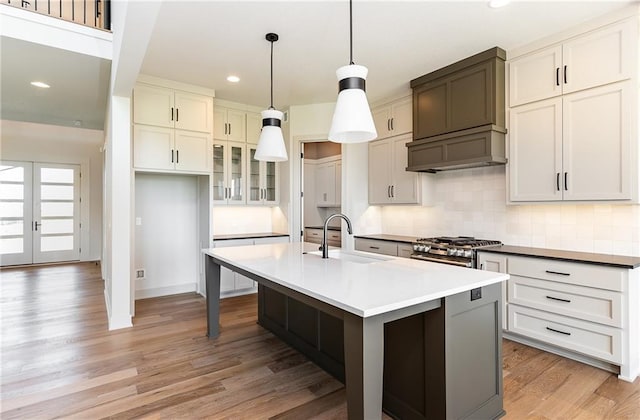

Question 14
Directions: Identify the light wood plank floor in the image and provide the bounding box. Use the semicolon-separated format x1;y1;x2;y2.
1;262;638;419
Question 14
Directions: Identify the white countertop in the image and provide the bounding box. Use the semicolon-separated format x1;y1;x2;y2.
203;242;509;318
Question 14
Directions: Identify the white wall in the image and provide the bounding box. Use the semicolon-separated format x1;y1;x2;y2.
379;166;640;257
135;173;199;298
0;120;103;261
212;206;277;235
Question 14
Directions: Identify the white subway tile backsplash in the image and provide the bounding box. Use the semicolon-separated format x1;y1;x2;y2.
379;166;639;257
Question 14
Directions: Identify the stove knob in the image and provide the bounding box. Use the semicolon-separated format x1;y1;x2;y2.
456;249;465;257
464;249;473;258
413;244;420;251
447;248;456;256
419;245;426;252
424;245;431;252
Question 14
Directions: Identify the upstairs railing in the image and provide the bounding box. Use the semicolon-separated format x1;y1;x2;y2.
1;0;110;30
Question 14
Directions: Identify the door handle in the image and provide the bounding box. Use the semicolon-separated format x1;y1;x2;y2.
224;123;227;135
556;172;560;191
171;107;174;121
176;150;179;164
563;65;567;84
387;119;390;132
390;117;394;131
556;68;560;86
546;326;571;336
176;108;179;122
546;295;571;303
33;221;41;231
171;149;174;163
564;172;568;191
228;123;231;135
545;270;570;276
387;185;390;198
391;185;394;197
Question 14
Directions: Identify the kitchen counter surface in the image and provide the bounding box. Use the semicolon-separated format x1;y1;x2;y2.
479;245;640;269
213;232;289;241
203;242;508;317
305;226;341;231
353;233;419;244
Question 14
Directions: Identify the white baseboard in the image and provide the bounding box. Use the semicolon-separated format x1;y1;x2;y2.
135;283;197;300
104;287;133;330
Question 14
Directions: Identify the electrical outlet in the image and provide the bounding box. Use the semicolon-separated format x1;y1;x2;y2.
136;269;145;279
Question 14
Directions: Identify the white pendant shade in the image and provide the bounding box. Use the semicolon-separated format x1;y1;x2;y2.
255;109;288;162
328;64;377;143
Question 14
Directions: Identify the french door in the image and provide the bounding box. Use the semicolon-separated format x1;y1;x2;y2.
0;161;81;266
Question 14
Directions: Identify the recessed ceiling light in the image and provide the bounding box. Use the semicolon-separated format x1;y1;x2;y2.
488;0;510;8
226;75;240;83
30;81;50;88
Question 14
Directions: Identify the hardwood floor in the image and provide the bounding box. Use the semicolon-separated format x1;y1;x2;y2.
1;262;638;419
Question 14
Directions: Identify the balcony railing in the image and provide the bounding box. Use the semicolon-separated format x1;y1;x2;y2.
1;0;110;30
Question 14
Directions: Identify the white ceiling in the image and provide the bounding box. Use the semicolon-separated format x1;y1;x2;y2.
0;1;633;130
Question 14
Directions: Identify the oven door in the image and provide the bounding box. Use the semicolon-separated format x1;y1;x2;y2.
410;253;473;268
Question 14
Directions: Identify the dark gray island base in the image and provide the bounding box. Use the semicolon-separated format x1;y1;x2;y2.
204;248;505;420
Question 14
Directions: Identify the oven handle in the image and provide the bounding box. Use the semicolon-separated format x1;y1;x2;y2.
410;255;471;267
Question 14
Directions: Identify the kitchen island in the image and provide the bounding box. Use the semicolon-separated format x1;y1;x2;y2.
203;243;509;419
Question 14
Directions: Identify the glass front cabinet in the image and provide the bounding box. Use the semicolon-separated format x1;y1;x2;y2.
246;146;279;205
212;141;246;205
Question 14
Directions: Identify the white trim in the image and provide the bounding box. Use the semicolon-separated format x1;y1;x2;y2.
137;75;216;97
214;98;263;113
105;286;133;330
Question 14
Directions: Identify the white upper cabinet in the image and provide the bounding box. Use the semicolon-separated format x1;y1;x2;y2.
134;84;213;133
212;141;246;205
315;157;341;207
214;107;246;142
509;20;633;107
369;134;421;205
509;16;636;203
246;112;262;145
174;130;212;173
133;125;211;173
246;146;279;206
372;96;412;140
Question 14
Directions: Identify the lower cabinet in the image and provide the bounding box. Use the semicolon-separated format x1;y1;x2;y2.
478;252;508;330
258;283;503;419
354;238;413;258
212;236;289;296
478;251;639;381
304;228;341;247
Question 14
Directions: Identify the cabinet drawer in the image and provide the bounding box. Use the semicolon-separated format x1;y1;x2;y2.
397;244;413;258
509;305;621;364
509;276;622;327
304;229;322;244
354;238;397;256
508;256;624;292
328;231;341;241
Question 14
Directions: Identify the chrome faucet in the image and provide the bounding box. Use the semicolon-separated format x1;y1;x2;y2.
321;213;353;258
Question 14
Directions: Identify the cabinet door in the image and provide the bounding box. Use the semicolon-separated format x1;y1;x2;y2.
372;105;391;139
264;161;278;205
316;163;336;207
368;139;392;204
334;162;341;206
246;147;262;205
562;82;631;200
563;20;633;94
477;252;508;330
509;98;562;202
227;142;246;204
509;46;562;107
413;79;448;139
212;142;227;203
227;110;247;142
389;96;412;135
390;135;418;204
449;61;494;132
133;85;174;128
174;92;213;133
174;131;211;173
133;125;174;171
213;108;228;140
246;112;262;145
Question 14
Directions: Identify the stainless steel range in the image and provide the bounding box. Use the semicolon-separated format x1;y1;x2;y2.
410;236;502;268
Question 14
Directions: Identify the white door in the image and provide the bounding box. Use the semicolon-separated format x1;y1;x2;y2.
0;161;34;266
368;139;392;205
0;162;80;266
133;125;174;171
390;135;418;204
174;130;211;173
174;91;213;133
33;163;81;264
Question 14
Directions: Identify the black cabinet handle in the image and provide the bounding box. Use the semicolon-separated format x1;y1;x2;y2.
387;185;391;198
556;68;560;86
224;123;228;135
545;270;570;276
390;117;394;131
563;65;567;84
171;107;174;121
369;246;380;250
391;185;394;197
176;150;179;164
546;295;571;303
229;123;231;135
387;119;390;131
564;172;568;191
546;326;571;336
176;108;179;122
171;149;174;163
556;172;560;191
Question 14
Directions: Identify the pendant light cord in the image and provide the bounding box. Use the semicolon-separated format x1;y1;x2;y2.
270;38;274;109
349;0;354;65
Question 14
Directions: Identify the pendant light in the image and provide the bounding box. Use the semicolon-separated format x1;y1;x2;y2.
255;32;288;162
328;0;377;143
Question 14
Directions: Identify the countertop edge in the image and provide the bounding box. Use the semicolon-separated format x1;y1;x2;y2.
213;232;290;241
354;234;418;244
478;246;640;269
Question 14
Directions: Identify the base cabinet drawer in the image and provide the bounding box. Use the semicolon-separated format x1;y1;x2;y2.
509;275;622;328
509;305;621;364
304;228;323;244
354;238;398;256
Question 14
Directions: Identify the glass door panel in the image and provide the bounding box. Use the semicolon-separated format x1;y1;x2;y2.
0;161;33;266
265;161;276;202
212;144;226;202
33;163;80;264
229;145;243;202
248;148;261;203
